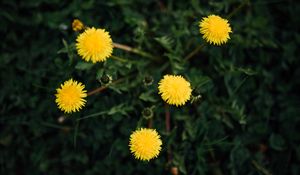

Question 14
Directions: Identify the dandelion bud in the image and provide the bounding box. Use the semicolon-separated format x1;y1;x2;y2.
190;89;202;104
99;74;112;85
142;107;153;119
143;75;154;86
72;19;84;32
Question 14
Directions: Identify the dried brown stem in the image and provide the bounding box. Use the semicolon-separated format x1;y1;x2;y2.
165;104;172;165
165;104;171;133
147;118;153;128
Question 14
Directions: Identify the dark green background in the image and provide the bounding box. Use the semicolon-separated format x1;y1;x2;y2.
1;0;299;174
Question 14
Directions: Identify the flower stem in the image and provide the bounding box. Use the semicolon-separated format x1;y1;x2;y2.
184;43;205;61
147;118;153;128
113;42;160;62
251;160;272;175
110;55;130;62
226;0;250;19
165;104;172;165
165;104;171;133
87;77;126;96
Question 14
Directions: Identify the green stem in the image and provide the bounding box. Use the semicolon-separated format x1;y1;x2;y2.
251;160;272;175
77;111;106;121
110;55;130;62
41;122;71;130
73;121;79;148
87;77;126;96
113;42;160;62
184;43;205;61
226;0;250;19
165;104;172;166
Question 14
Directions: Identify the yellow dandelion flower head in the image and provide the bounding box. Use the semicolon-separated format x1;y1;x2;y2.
72;19;84;32
76;27;113;63
55;79;87;113
129;128;162;161
199;15;232;45
158;75;192;106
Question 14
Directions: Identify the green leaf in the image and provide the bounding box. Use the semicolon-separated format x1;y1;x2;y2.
75;62;94;70
154;36;174;52
269;134;286;151
236;67;258;76
139;90;157;102
107;103;133;116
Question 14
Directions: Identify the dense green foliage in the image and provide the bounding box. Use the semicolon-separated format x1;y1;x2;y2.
1;0;300;174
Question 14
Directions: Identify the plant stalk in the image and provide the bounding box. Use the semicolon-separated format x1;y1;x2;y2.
184;43;205;61
113;42;160;62
87;77;126;96
165;104;172;165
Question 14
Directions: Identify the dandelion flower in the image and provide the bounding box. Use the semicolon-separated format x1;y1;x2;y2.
199;15;232;45
55;79;87;113
129;128;162;161
158;75;192;106
76;27;113;63
72;19;84;32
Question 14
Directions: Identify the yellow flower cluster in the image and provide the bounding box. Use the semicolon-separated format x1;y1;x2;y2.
54;14;234;162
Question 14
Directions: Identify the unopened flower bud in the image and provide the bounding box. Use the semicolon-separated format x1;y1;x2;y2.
99;74;112;85
142;107;153;119
190;89;202;104
143;75;154;86
72;19;84;32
